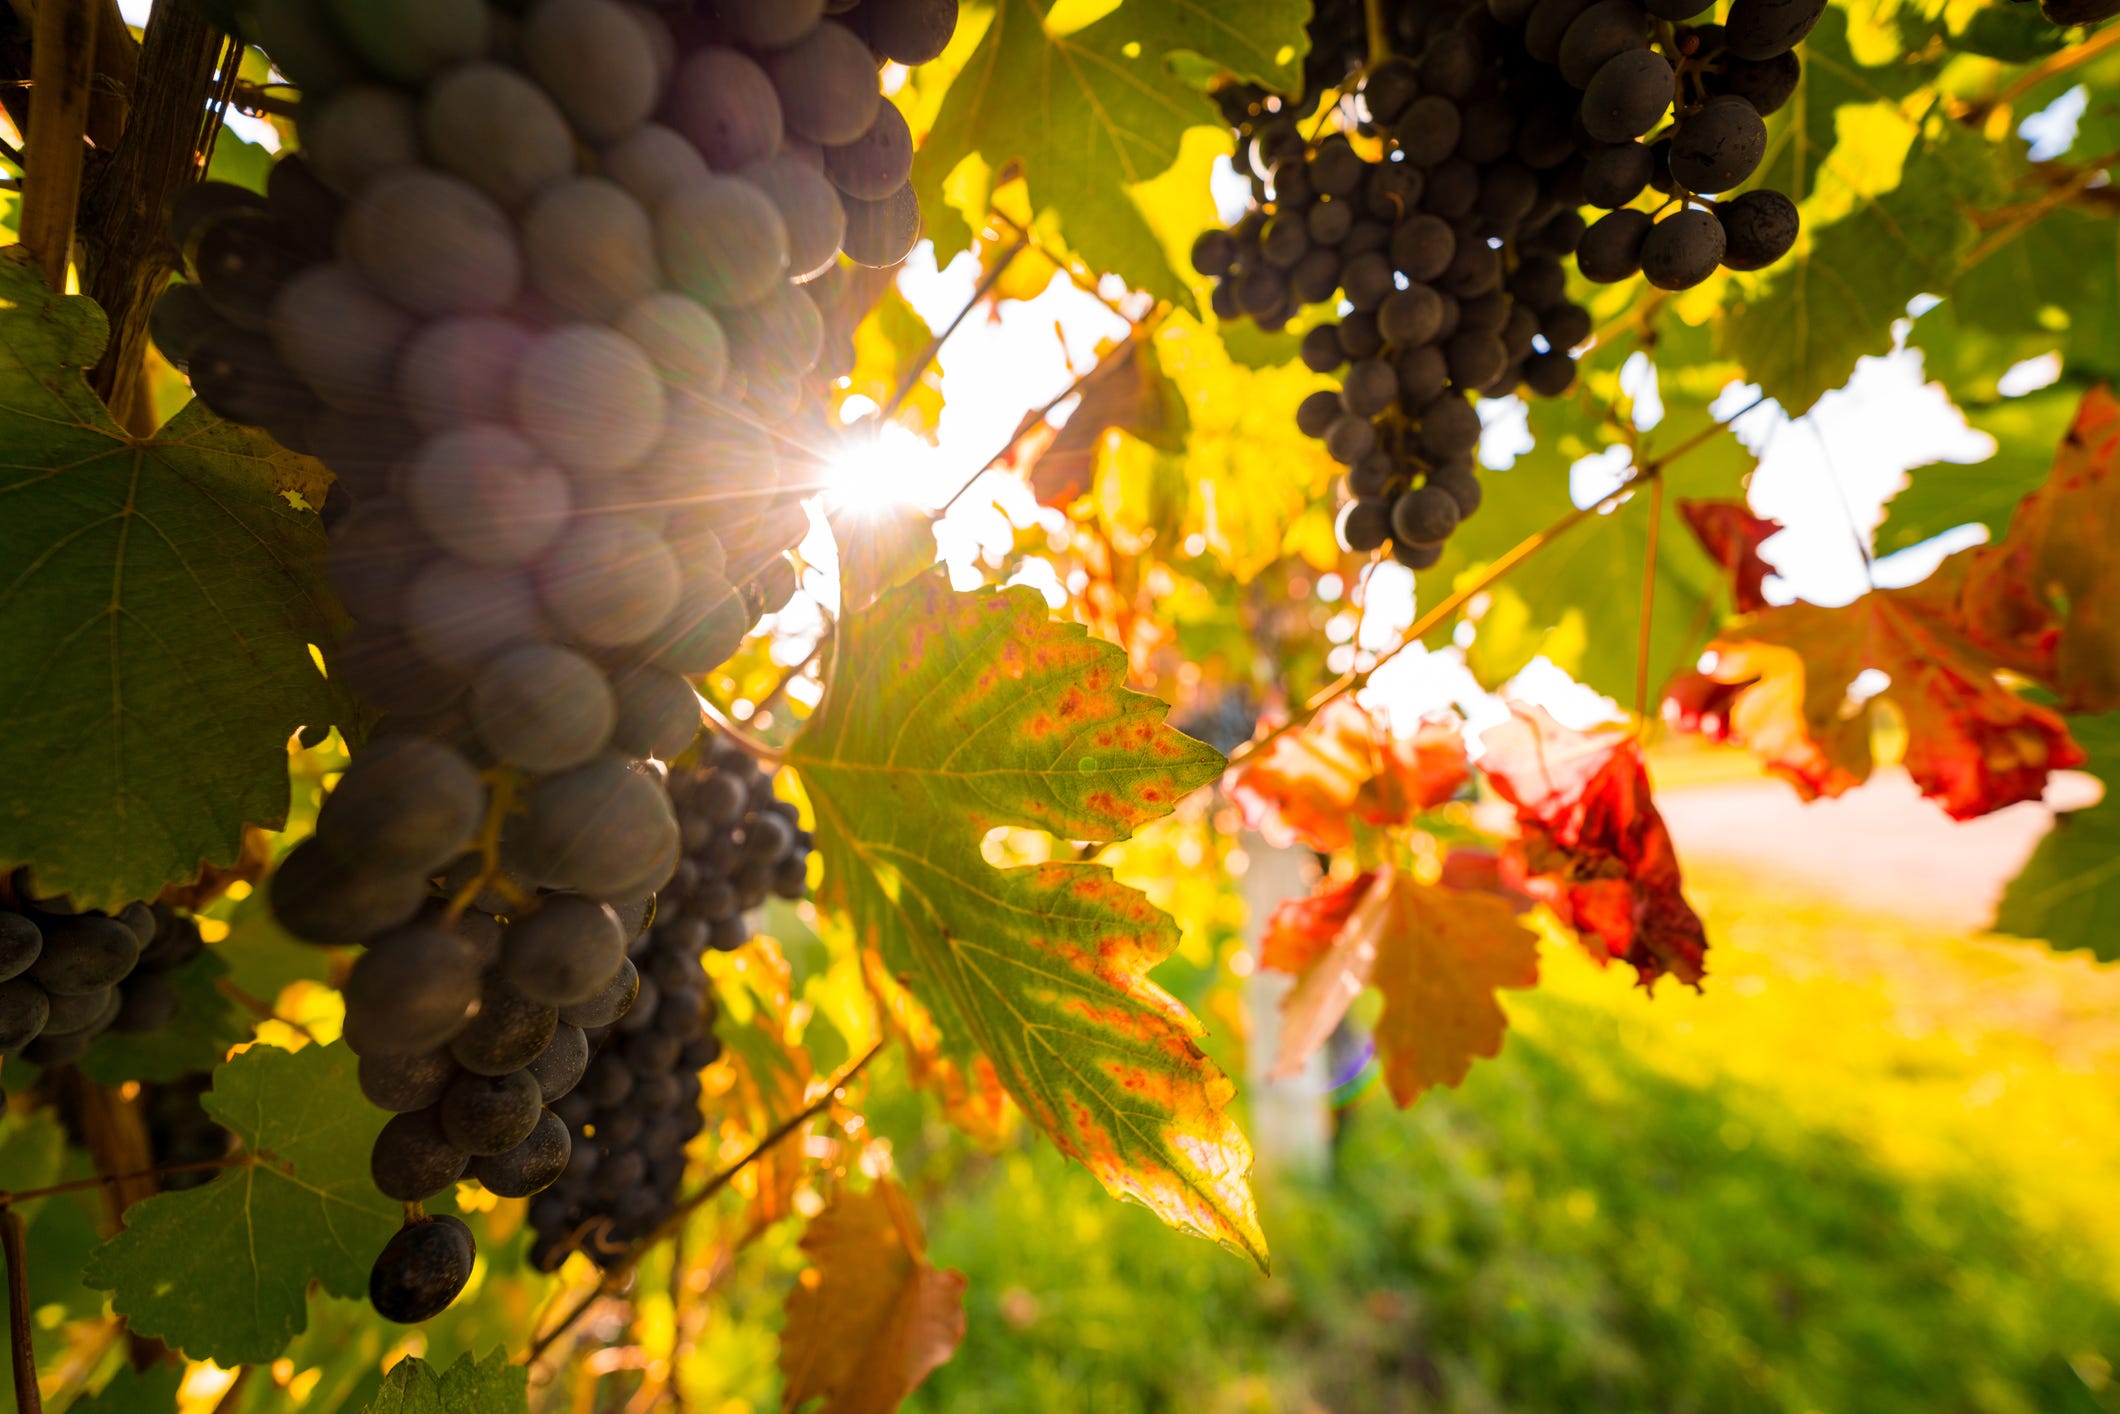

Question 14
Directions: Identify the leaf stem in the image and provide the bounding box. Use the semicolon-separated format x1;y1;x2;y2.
1364;0;1391;67
523;1040;887;1369
0;1153;252;1206
1995;21;2120;108
3;1208;38;1414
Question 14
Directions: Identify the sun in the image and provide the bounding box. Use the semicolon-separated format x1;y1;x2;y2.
820;402;957;518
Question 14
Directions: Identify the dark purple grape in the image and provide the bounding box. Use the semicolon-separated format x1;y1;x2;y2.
1717;189;1800;270
1640;207;1728;289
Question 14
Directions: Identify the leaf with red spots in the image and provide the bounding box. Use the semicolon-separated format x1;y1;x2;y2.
1959;383;2120;712
1690;557;2085;820
1477;707;1709;990
1678;499;1782;614
1228;701;1470;851
779;1180;967;1414
788;573;1263;1264
1267;869;1539;1106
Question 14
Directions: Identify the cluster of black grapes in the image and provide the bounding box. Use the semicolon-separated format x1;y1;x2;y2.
1199;0;1814;569
139;1073;238;1191
160;0;953;1324
526;738;809;1269
0;875;206;1071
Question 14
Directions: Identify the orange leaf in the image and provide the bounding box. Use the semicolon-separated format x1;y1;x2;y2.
1268;869;1539;1106
1678;498;1782;614
1698;558;2084;819
1959;383;2120;711
1229;701;1469;851
779;1181;968;1414
1478;706;1707;989
1259;869;1373;974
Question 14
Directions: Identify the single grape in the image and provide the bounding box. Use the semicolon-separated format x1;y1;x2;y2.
513;324;667;475
470;643;617;772
1324;416;1378;465
1392;485;1462;545
30;914;138;997
1416;394;1482;461
658;175;792;308
323;0;488;84
397;316;532;432
1582;141;1653;209
1669;95;1768;194
340;925;488;1056
853;0;960;65
521;0;661;142
269;265;415;414
508;757;682;901
1582;49;1675;145
603;124;714;209
1559;0;1650;87
267;838;430;947
341;169;521;318
149;284;220;372
1341;360;1399;419
761;22;881;146
1295;389;1341;439
824;103;914;203
475;1109;573;1198
1389;214;1456;283
406;426;574;568
610;667;703;759
527;1024;591;1103
1717;52;1801;116
1717;188;1800;270
666;47;784;170
558;956;639;1029
839;183;922;268
109;974;178;1035
1428;464;1485;518
1576;208;1651;283
315;736;486;874
440;1067;545;1155
1525;0;1598;62
190;211;306;332
535;515;683;647
421;63;574;209
450;980;559;1078
1640;207;1728;290
0;913;40;984
1339;499;1391;553
522;178;662;321
369;1215;476;1324
298;86;420;197
1723;0;1829;60
741;157;846;281
1396;344;1450;408
402;558;549;673
0;979;47;1055
39;986;115;1038
1395;96;1462;168
360;1049;460;1114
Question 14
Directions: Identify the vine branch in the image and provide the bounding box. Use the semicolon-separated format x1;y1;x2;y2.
18;0;97;291
3;1207;37;1414
524;1039;886;1369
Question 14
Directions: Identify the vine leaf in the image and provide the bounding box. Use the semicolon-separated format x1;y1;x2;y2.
914;0;1310;309
788;573;1263;1264
1959;383;2120;713
360;1350;529;1414
1269;869;1539;1104
1687;558;2085;820
1678;499;1783;615
0;251;348;910
82;1042;398;1366
66;1364;184;1412
1228;700;1469;853
1479;707;1709;990
1259;868;1372;975
779;1181;968;1414
1994;713;2120;961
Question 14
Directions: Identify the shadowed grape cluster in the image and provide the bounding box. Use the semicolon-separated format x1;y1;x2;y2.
525;731;809;1269
1199;0;1811;568
0;875;207;1076
181;0;955;1325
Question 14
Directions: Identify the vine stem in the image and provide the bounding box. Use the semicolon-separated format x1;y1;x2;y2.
3;1207;37;1414
1994;21;2120;108
19;0;97;291
1363;0;1391;66
1225;393;1769;770
523;1039;886;1370
0;1153;251;1206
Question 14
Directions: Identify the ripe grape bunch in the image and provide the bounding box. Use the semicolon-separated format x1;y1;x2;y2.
527;734;811;1269
154;0;958;1325
1196;0;1814;570
0;875;208;1076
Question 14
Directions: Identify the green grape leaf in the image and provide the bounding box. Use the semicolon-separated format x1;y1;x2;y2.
1915;207;2120;404
1450;371;1755;706
74;945;249;1085
915;0;1309;310
1994;714;2120;960
66;1364;184;1413
82;1041;396;1365
788;573;1263;1264
361;1351;529;1414
1716;13;2001;415
0;251;348;911
1874;384;2083;555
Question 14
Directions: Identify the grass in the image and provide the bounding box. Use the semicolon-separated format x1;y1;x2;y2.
906;864;2120;1414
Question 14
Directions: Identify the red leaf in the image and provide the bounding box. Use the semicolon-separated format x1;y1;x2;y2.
1693;557;2085;819
1259;869;1377;975
1959;383;2120;711
1679;498;1783;614
1477;706;1707;989
1228;701;1469;851
1268;869;1539;1106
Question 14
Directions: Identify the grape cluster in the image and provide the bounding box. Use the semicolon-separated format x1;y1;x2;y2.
1198;0;1811;569
161;0;954;1322
0;875;206;1068
526;735;809;1269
